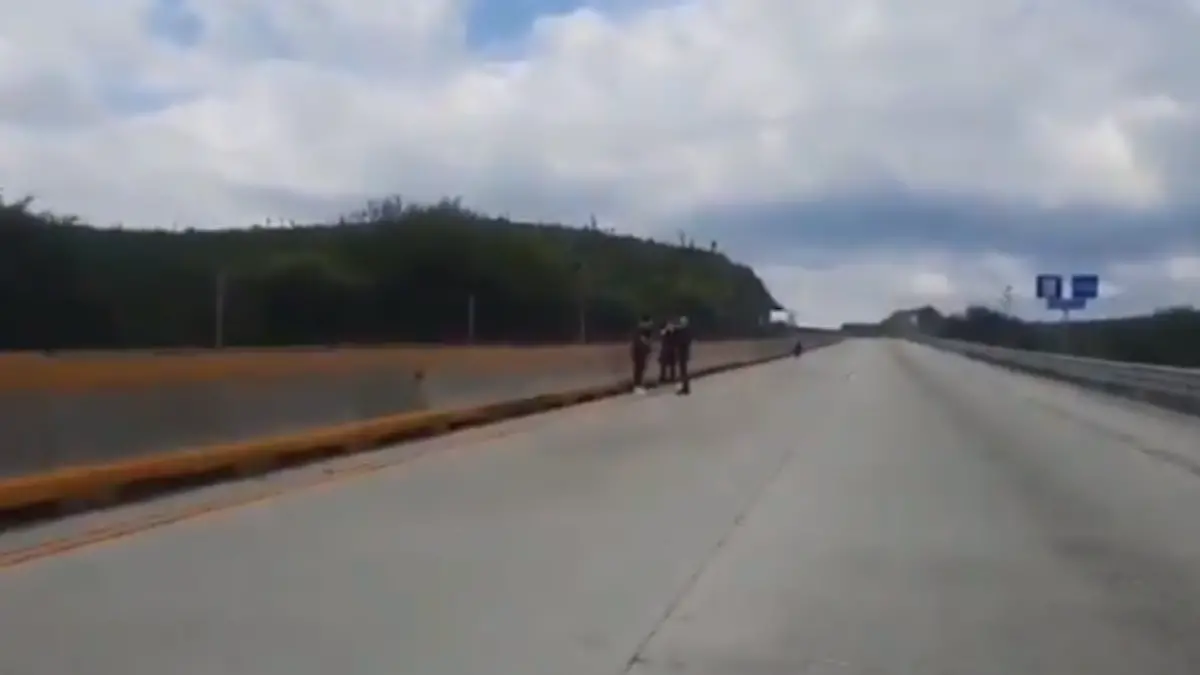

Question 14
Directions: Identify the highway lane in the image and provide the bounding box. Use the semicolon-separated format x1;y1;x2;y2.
3;339;1200;674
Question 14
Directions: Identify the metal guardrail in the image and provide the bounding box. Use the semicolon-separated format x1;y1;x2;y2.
909;335;1200;417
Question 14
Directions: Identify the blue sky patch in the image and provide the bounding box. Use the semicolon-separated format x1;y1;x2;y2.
145;0;203;48
466;0;592;48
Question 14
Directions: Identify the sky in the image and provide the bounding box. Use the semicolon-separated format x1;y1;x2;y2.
1;0;1199;328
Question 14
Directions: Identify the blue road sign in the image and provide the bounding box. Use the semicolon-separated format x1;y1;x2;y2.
1071;274;1099;300
1048;296;1086;311
1035;274;1063;300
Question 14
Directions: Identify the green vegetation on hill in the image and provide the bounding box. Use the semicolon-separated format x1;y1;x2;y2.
0;193;782;350
882;304;1200;368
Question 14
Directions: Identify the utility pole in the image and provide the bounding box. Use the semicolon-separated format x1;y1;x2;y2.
467;293;476;344
1001;285;1014;316
214;269;227;348
577;279;587;344
578;298;586;343
575;261;588;343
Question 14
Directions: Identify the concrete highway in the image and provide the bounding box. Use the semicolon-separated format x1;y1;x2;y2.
2;339;1200;675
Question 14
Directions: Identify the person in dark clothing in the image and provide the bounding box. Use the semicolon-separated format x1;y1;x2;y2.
792;338;804;358
658;320;677;383
631;314;654;393
673;315;693;395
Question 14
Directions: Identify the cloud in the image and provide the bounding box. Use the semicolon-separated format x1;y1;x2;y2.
683;189;1200;270
1;0;1198;325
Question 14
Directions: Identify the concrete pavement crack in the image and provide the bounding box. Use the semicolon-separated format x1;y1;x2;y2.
619;440;804;674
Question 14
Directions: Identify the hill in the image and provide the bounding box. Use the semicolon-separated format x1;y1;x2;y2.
881;304;1200;368
0;194;782;350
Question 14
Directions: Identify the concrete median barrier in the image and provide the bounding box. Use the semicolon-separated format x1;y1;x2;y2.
0;332;841;521
0;363;428;479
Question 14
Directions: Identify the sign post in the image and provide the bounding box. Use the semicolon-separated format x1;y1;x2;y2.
1035;273;1099;353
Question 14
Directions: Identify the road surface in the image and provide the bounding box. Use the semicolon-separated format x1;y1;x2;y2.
3;339;1200;675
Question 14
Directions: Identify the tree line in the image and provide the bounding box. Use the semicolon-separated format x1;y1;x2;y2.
885;304;1200;368
0;193;784;351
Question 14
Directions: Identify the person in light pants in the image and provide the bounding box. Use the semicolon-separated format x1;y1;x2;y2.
631;314;654;393
658;319;677;383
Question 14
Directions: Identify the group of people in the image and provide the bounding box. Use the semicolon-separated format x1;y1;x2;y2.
631;314;693;396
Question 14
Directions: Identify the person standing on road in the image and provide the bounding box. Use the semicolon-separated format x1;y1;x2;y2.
658;319;677;383
631;314;654;394
673;315;693;395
